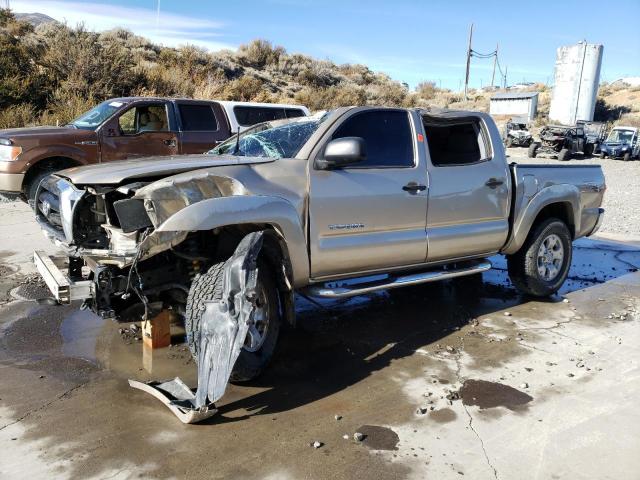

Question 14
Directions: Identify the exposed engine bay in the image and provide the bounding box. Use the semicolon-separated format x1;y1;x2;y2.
33;172;261;321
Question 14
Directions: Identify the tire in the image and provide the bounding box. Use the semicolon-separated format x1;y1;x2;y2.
524;138;532;147
26;169;55;205
584;143;594;156
600;152;606;159
185;257;281;382
558;148;571;161
623;152;631;162
506;137;513;148
507;218;572;297
527;143;538;158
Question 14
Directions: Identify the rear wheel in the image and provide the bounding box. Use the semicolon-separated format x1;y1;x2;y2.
528;143;538;158
584;143;594;156
623;152;631;162
185;257;281;382
558;148;571;161
507;218;572;297
600;152;606;159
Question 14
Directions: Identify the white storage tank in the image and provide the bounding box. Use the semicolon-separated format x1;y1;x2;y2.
549;42;603;125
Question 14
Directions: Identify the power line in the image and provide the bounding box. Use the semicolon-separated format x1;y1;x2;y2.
464;25;508;91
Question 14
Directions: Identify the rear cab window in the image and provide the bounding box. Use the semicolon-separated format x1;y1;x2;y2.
330;110;414;168
178;104;219;131
423;118;491;166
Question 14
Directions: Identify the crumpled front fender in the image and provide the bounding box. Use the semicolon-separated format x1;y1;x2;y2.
156;195;310;287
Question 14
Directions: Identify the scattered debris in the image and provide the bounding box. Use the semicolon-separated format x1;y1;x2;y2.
311;441;323;449
567;373;575;377
520;382;529;389
416;407;428;415
354;432;365;442
504;311;512;317
334;414;342;421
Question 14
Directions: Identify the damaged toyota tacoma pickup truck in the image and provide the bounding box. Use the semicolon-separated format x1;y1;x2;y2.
34;107;605;381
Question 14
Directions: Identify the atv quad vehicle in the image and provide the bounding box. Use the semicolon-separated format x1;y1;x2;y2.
528;124;587;161
503;120;533;148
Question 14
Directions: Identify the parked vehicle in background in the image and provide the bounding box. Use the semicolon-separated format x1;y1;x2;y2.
578;120;606;155
599;126;639;161
0;97;309;202
528;124;587;161
33;107;605;381
503;119;532;147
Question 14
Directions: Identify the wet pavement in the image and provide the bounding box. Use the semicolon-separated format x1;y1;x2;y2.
0;231;639;479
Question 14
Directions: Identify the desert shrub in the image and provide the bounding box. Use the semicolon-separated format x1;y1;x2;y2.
222;76;265;101
238;39;285;68
416;81;437;100
0;9;47;109
0;103;36;128
38;89;97;126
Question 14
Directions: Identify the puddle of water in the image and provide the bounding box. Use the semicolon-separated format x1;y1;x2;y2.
460;379;532;410
357;425;399;451
60;309;107;362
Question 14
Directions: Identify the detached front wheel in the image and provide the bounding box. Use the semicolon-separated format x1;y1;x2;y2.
507;218;572;297
185;258;281;382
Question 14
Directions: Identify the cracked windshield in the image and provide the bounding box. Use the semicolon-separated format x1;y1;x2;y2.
210;114;327;158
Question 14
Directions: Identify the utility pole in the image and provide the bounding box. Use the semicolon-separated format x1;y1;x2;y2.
504;65;508;89
491;43;498;87
464;23;473;100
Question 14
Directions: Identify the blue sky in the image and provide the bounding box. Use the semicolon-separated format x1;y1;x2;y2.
11;0;640;90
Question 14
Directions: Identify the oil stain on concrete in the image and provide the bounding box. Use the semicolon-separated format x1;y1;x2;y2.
357;425;400;451
460;379;533;410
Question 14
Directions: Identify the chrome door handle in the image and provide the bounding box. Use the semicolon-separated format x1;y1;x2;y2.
402;183;427;193
485;178;504;188
163;139;177;147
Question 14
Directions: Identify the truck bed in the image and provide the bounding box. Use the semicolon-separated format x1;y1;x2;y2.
504;162;605;254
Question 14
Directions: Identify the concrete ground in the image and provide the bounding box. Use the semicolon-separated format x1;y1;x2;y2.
1;192;639;479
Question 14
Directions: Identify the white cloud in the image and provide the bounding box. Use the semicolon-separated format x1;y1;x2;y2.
10;0;235;51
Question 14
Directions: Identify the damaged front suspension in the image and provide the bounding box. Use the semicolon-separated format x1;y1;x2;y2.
129;231;264;423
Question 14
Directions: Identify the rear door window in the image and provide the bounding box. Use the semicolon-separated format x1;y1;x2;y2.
330;110;414;168
233;106;287;127
178;104;219;131
285;108;305;119
423;120;488;166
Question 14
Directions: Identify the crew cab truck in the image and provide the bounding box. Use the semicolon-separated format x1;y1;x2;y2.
33;107;605;381
0;98;308;201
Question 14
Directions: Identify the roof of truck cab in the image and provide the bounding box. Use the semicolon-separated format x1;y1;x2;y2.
217;101;310;112
105;97;219;103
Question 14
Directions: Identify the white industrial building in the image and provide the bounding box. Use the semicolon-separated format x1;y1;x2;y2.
549;41;603;125
489;92;539;122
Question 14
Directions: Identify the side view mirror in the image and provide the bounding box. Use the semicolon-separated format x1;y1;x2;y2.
317;137;366;170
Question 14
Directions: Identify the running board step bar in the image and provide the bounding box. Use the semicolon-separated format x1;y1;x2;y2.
305;259;492;298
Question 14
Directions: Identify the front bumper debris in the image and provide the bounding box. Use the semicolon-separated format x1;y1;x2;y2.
128;231;265;424
33;250;92;304
128;378;217;424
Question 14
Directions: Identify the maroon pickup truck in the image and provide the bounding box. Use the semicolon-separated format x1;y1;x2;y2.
0;97;308;201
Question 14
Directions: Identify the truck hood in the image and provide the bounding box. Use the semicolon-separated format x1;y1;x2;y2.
58;154;275;185
0;125;81;140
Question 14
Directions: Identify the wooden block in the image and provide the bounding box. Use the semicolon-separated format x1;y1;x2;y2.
142;309;172;349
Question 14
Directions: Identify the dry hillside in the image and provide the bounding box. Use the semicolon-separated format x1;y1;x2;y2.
0;8;638;130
